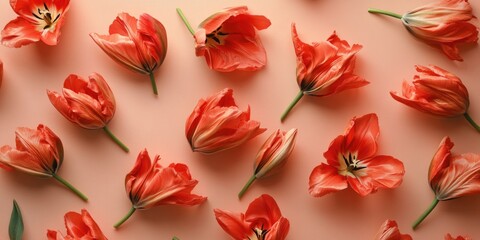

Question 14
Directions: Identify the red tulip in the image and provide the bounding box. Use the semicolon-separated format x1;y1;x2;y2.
185;88;266;154
177;6;271;72
47;73;129;152
47;209;107;240
390;65;480;133
368;0;478;61
1;0;70;48
214;194;289;240
114;149;206;228
374;220;412;240
309;113;405;197
445;234;472;240
281;24;368;122
0;124;87;201
413;137;480;229
238;128;297;198
90;13;167;95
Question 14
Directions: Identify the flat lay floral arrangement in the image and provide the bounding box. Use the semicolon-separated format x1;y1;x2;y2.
0;0;479;239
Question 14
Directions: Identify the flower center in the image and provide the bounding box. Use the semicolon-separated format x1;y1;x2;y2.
206;26;227;46
339;152;367;176
248;227;268;240
32;3;61;30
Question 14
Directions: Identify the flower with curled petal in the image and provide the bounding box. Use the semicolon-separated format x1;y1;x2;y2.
47;209;107;240
114;149;206;228
0;124;87;201
1;0;70;47
177;6;271;72
368;0;478;61
412;136;480;229
281;23;368;122
214;194;289;240
374;220;412;240
185;88;266;154
90;13;167;95
309;113;405;197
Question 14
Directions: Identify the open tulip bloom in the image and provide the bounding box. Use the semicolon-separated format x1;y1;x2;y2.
374;220;412;240
238;128;297;199
185;88;266;154
214;194;290;240
390;65;480;133
281;24;369;122
47;73;129;152
114;149;206;228
412;136;480;230
90;13;167;95
0;124;88;201
47;209;108;240
368;0;478;61
309;113;405;197
1;0;70;48
176;6;271;72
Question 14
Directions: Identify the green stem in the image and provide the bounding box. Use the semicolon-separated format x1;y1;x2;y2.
176;8;195;35
368;8;402;19
238;175;256;199
114;206;136;228
412;198;439;230
103;126;129;153
52;173;88;202
280;91;304;122
149;71;158;95
464;112;480;133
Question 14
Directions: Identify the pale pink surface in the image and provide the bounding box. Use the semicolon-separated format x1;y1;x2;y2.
0;0;479;240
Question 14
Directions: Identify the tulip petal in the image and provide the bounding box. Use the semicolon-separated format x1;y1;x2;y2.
343;113;379;160
125;149;153;202
214;209;250;240
1;17;41;48
265;217;290;240
245;194;283;229
46;230;64;240
0;145;50;176
309;163;347;197
374;219;412;240
429;136;454;183
64;210;106;239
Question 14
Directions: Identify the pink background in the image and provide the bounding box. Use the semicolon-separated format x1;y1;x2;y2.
0;0;479;239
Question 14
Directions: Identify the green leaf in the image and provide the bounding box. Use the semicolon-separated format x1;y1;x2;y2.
9;200;23;240
172;237;180;240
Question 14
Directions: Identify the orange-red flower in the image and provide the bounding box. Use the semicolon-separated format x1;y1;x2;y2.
374;220;412;240
1;0;70;48
47;73;129;152
90;13;167;95
114;149;206;228
412;137;480;229
0;124;87;201
368;0;478;61
214;194;289;240
47;209;107;240
309;113;405;197
177;6;271;72
281;24;369;122
238;128;297;198
445;234;472;240
185;88;266;154
390;65;480;133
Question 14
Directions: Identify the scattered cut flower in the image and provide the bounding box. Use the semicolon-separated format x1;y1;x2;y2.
47;209;107;240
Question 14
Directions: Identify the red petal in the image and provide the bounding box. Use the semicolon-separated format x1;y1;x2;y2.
245;194;283;229
265;217;290;240
374;219;412;240
214;209;250;240
429;137;454;184
1;17;41;48
343;113;379;160
309;163;347;197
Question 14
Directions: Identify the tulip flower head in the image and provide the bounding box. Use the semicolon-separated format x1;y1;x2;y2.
374;220;412;240
281;24;369;122
390;65;480;133
445;234;472;240
238;128;297;199
309;113;405;197
90;13;167;95
0;124;87;201
47;73;129;152
177;6;271;72
1;0;70;48
368;0;478;61
114;149;206;228
214;194;290;240
47;209;107;240
412;136;480;229
185;88;266;154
